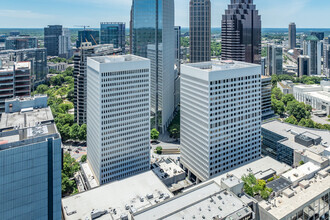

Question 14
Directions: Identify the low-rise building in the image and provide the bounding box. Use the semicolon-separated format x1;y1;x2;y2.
61;171;173;220
277;80;294;95
259;167;330;220
293;81;330;116
262;120;330;166
48;62;68;72
151;158;186;187
133;181;254;220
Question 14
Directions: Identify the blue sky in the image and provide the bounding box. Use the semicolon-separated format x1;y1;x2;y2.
0;0;329;28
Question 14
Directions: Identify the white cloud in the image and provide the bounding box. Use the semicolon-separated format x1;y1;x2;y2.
0;10;53;19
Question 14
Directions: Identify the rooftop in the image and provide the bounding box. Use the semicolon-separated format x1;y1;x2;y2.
282;162;321;183
262;120;330;153
152;158;185;181
266;177;291;193
133;181;253;220
183;60;260;72
0;107;53;129
259;167;330;219
61;171;173;220
89;54;148;64
0;123;58;148
210;157;291;184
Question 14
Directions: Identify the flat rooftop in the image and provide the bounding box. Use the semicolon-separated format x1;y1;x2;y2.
133;181;252;220
0;107;54;129
210;157;291;185
259;168;330;219
182;60;260;72
305;91;330;103
262;120;330;153
62;171;173;220
0;123;58;148
152;158;185;180
266;177;291;192
89;54;148;64
282;162;321;183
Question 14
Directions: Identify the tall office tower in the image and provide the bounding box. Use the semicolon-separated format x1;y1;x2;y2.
100;22;125;53
324;45;330;77
174;26;181;70
59;28;73;58
44;25;63;56
288;22;296;49
306;36;322;75
302;40;308;55
5;36;38;50
130;8;133;54
0;62;31;114
87;55;151;185
221;0;261;64
297;55;311;77
261;76;274;120
311;32;325;41
131;0;175;132
0;95;62;220
261;57;266;76
180;61;262;182
44;25;72;58
74;42;115;126
300;34;307;47
189;0;211;63
0;48;48;84
76;29;99;48
266;44;283;75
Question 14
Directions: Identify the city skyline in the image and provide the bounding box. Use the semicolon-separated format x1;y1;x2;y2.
1;0;330;28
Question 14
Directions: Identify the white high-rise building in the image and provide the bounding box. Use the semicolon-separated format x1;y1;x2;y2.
180;60;262;182
87;55;151;185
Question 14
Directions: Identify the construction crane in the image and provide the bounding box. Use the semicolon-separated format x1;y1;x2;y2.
74;25;90;30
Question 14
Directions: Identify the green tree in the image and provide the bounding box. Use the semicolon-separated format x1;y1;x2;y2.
272;87;283;100
285;115;298;125
286;101;311;121
61;124;71;141
35;84;49;94
70;124;80;140
150;128;160;140
155;146;163;155
281;94;295;106
271;99;285;115
78;124;87;141
80;155;87;163
62;153;80;195
170;128;180;140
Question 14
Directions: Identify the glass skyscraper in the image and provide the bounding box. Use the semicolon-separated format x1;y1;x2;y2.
289;22;296;49
100;22;125;53
189;0;211;63
131;0;175;132
221;0;261;64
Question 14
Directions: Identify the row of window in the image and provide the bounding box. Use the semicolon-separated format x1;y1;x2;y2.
101;69;149;77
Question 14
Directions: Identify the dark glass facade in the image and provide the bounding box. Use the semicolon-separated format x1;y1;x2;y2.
5;36;38;50
44;25;63;56
311;32;325;41
132;0;175;132
221;0;261;64
288;22;296;49
100;22;125;53
76;30;99;48
189;0;211;63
